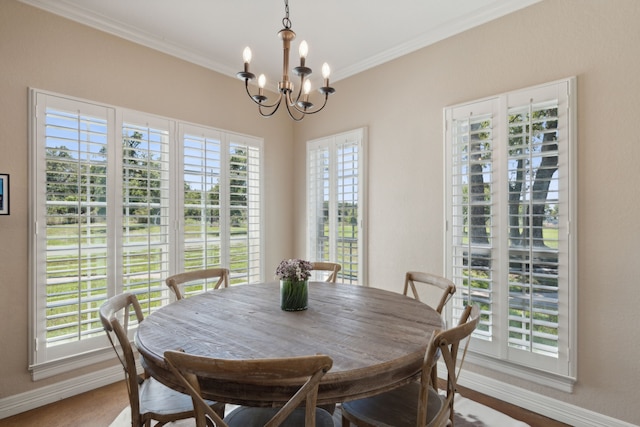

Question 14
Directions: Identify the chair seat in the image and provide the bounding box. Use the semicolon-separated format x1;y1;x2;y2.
139;376;210;417
224;406;335;427
341;382;445;427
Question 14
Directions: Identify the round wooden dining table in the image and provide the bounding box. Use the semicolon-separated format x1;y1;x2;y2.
135;281;444;406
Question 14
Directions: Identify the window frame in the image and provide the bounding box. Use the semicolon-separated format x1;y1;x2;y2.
443;78;577;390
29;89;264;379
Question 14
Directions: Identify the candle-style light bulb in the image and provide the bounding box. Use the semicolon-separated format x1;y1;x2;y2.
322;63;331;86
299;41;308;59
243;47;252;64
302;79;312;103
298;40;309;67
322;63;331;79
258;74;266;89
242;47;252;74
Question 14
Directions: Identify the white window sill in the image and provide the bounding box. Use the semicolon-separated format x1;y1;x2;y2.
455;351;576;393
29;347;117;381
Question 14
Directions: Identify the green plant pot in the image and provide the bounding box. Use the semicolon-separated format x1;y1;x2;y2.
280;279;308;311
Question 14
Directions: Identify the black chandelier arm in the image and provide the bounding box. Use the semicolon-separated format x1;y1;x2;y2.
283;102;306;122
258;99;284;118
288;92;331;116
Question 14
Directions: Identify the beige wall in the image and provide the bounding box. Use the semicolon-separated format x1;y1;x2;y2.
294;0;640;424
2;0;640;424
0;0;295;398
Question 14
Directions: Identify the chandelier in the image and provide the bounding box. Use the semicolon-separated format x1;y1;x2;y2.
236;0;335;121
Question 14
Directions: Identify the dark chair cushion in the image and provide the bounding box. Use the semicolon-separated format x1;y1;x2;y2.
224;406;335;427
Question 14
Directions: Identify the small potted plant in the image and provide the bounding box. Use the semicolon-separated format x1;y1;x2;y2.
275;258;312;311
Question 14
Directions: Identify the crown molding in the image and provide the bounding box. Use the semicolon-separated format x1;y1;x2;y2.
18;0;237;77
20;0;541;83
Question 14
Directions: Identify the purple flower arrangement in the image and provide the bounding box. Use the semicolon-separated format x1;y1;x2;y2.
275;258;313;282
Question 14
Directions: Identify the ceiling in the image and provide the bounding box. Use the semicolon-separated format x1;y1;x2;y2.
20;0;539;90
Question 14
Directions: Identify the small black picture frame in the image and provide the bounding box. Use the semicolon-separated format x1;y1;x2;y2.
0;174;9;215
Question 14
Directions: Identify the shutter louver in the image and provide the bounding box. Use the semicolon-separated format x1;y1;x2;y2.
121;121;171;313
336;137;360;284
507;100;560;357
181;131;223;295
451;112;494;341
228;139;262;285
308;145;330;270
43;106;110;347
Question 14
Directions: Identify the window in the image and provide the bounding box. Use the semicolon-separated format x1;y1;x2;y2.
30;90;263;376
307;128;366;284
31;96;114;366
444;78;577;386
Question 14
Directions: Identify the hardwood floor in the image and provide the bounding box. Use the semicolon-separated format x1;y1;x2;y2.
0;380;570;427
454;383;570;427
0;381;129;427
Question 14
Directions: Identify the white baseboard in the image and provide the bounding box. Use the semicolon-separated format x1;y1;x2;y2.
0;365;123;419
458;369;637;427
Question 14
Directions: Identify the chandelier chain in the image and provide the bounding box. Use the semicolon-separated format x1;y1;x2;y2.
282;0;291;29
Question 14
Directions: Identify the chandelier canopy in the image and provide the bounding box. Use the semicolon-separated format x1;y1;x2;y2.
237;0;335;121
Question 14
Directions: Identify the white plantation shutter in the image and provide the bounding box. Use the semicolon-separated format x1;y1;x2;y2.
336;135;361;283
507;100;561;356
30;90;264;374
121;114;172;313
33;93;115;364
177;125;224;295
177;126;263;289
307;128;366;284
448;101;498;356
227;136;263;284
504;84;571;372
308;144;330;268
445;78;576;380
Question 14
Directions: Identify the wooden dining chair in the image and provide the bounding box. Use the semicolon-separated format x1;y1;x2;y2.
311;262;341;283
99;293;225;427
403;272;457;389
341;304;480;427
165;267;230;300
164;351;335;427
